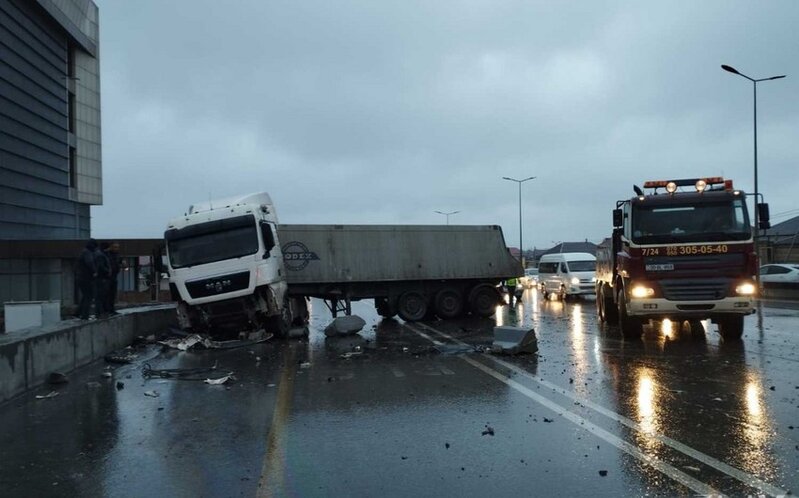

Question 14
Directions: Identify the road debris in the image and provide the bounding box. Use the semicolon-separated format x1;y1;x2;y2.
598;470;608;477
143;390;160;398
299;362;311;369
204;375;234;385
105;348;138;364
324;315;366;336
340;351;364;359
142;362;231;381
159;330;272;350
684;466;701;472
116;381;124;390
101;372;113;378
491;326;538;355
35;391;59;400
481;425;495;436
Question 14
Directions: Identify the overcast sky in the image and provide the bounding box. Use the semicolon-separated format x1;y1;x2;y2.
92;1;798;251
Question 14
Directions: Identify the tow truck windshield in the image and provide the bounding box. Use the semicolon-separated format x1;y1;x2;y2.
166;215;259;268
632;198;751;244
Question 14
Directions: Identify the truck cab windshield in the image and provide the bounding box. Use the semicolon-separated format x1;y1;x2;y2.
631;198;751;244
166;215;259;268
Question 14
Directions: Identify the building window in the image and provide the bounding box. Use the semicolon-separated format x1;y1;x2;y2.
69;147;77;188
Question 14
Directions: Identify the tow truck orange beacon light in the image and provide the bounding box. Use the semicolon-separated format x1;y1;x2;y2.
642;177;731;194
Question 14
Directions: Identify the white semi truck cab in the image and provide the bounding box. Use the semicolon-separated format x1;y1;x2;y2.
164;193;303;336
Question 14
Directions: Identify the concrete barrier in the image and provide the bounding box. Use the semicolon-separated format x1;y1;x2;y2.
0;305;176;404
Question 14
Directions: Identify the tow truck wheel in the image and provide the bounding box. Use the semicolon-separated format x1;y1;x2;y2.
617;291;643;339
602;287;618;325
717;315;744;341
435;288;464;319
398;291;428;322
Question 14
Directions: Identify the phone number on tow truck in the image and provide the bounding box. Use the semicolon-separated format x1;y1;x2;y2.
642;245;729;257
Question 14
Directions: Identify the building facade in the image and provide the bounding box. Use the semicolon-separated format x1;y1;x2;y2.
0;0;100;306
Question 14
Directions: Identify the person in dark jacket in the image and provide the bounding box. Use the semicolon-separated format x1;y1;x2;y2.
104;241;123;314
76;239;98;319
95;242;112;317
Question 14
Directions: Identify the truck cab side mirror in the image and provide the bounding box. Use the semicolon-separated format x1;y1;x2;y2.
612;209;623;228
757;203;770;230
260;221;276;257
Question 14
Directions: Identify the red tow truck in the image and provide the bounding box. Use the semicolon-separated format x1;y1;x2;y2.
595;177;769;339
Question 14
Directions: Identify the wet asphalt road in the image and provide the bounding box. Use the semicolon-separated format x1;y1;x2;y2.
2;290;799;497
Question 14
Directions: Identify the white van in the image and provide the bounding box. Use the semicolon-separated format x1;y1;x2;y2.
537;252;596;300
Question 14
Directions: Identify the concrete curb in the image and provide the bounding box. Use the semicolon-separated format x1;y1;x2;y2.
0;305;176;404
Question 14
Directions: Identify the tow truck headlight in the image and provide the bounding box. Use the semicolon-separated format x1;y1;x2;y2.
735;282;757;296
695;179;707;192
666;182;677;193
571;277;580;285
631;285;655;298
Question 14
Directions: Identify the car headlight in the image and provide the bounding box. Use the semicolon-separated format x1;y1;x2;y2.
631;285;655;298
571;277;580;285
735;282;757;296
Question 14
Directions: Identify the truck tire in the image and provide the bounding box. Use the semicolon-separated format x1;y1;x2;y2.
397;291;428;322
617;291;643;339
375;298;397;319
717;315;744;341
434;288;464;319
600;287;618;325
267;298;292;338
468;284;499;318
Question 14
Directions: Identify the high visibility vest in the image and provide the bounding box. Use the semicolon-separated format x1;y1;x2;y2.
506;278;517;287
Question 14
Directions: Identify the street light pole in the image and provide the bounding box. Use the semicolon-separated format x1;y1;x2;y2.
434;210;460;225
721;64;786;236
502;176;536;265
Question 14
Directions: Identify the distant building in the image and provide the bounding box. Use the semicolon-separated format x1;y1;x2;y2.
0;0;101;304
761;215;799;264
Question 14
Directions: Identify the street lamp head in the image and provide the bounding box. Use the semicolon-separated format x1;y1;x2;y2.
767;75;786;80
721;64;740;75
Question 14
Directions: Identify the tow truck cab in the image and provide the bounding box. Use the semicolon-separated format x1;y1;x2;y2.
596;177;769;340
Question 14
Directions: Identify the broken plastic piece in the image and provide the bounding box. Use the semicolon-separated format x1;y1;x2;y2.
204;375;233;385
35;391;59;400
143;390;160;397
491;326;538;355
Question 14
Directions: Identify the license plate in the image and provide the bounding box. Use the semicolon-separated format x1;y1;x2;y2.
646;264;674;271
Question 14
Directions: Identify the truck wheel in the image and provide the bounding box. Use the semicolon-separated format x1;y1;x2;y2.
435;288;464;319
717;315;744;341
375;298;397;319
602;287;618;325
617;291;643;339
267;301;292;338
398;291;428;322
468;284;499;318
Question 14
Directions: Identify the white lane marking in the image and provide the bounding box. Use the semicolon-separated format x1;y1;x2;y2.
461;354;719;496
413;323;789;498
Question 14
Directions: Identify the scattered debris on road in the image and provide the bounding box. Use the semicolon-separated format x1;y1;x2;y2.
598;470;608;477
143;390;160;398
142;362;232;382
491;326;538;355
340;351;363;359
104;348;139;364
324;315;366;336
35;391;59;400
204;375;234;385
481;425;495;436
101;372;113;378
116;381;124;390
159;330;272;351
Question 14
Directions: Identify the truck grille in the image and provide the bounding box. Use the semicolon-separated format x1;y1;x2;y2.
659;279;729;301
185;271;250;299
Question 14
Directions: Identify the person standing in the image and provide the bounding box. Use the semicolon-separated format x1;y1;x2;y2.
76;239;98;320
105;241;123;315
94;242;112;318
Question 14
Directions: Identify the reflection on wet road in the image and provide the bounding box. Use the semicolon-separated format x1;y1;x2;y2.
1;289;799;497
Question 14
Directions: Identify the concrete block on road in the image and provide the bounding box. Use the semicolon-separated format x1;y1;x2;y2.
324;315;366;337
492;326;538;355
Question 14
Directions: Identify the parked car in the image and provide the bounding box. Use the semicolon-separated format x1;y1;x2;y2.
521;267;539;288
759;264;799;284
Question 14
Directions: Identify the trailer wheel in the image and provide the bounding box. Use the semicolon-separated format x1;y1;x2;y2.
397;292;428;322
434;288;464;319
375;298;397;319
717;315;744;341
468;284;499;318
617;291;643;339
